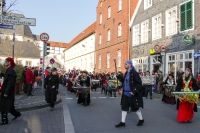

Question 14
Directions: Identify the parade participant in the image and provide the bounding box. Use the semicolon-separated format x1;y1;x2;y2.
176;68;199;123
77;71;91;106
0;57;21;125
115;60;144;128
45;68;59;111
162;74;176;104
144;71;154;99
26;66;34;96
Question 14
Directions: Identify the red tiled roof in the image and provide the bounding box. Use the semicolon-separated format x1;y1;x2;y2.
47;41;69;48
68;21;96;48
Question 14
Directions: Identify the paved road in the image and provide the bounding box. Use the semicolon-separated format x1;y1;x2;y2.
63;87;200;133
1;85;200;133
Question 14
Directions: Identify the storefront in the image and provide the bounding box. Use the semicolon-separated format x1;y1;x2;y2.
132;56;149;72
150;54;163;74
165;50;194;81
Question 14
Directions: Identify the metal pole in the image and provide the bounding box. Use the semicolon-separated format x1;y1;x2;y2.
12;25;15;58
42;42;45;94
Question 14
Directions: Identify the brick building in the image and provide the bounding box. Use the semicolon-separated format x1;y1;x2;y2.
130;0;200;79
95;0;138;73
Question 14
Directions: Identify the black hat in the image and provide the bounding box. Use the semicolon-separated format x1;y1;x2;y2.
46;67;51;70
52;67;57;72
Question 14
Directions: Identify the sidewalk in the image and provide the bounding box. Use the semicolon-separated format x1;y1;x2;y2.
14;86;61;112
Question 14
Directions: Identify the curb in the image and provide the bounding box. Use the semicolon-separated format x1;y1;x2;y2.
16;95;62;112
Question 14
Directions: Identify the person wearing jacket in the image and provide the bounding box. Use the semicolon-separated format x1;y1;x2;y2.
115;60;144;128
0;57;21;125
26;66;34;96
45;68;59;111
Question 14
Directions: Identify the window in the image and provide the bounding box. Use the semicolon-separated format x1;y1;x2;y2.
99;34;102;44
119;0;122;11
16;60;22;65
118;23;122;37
166;7;177;36
141;20;149;43
180;0;193;31
108;6;111;18
152;14;162;40
144;0;152;10
107;53;110;68
132;24;140;46
26;61;32;66
107;29;111;41
98;55;101;69
117;50;121;67
100;13;102;24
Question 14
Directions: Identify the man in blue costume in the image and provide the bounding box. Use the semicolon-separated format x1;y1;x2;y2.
115;60;144;127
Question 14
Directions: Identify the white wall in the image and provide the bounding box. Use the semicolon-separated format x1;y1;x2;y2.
64;33;95;72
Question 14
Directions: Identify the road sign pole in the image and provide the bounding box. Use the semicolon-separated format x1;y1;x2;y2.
12;25;15;58
42;42;45;95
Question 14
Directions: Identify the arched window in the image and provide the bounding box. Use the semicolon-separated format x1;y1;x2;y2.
118;23;122;37
108;6;111;18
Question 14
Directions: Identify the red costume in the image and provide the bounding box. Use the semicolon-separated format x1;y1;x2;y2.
176;76;198;122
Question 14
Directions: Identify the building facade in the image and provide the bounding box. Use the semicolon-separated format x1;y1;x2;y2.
130;0;200;80
95;0;138;73
64;22;96;72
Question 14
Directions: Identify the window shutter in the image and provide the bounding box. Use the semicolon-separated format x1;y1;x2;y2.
180;1;193;31
180;4;186;31
186;1;193;29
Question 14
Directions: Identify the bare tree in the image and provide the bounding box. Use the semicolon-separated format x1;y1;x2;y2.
3;0;22;15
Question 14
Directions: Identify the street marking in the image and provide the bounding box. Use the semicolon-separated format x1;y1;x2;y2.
66;98;73;100
99;97;107;98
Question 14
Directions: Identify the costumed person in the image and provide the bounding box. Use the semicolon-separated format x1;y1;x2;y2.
175;68;199;123
143;71;154;99
77;71;91;107
0;57;21;125
162;74;176;104
115;60;144;128
45;68;59;111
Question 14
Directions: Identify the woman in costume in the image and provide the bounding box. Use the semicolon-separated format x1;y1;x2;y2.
162;74;176;104
45;68;59;111
175;68;199;123
77;71;91;106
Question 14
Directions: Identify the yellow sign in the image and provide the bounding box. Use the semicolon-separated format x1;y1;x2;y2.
149;48;160;55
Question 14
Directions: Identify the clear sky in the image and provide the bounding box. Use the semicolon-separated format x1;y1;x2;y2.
6;0;98;43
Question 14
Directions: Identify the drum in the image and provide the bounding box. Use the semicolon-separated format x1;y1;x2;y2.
141;76;155;85
165;85;176;97
72;86;90;95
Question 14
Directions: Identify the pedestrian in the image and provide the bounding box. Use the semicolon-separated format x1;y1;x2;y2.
144;71;153;99
0;57;21;125
26;66;34;96
45;68;59;111
115;60;144;128
157;70;163;94
22;66;27;93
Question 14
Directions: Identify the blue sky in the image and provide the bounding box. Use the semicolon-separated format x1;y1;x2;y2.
6;0;98;43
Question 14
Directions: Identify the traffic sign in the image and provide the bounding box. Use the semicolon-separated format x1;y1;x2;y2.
0;24;13;29
50;58;55;64
0;15;36;26
194;52;200;58
40;58;43;64
40;33;49;42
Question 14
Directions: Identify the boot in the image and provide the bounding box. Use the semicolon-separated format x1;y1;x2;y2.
115;122;125;128
137;119;144;126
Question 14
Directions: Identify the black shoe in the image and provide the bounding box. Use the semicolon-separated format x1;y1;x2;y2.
12;114;21;120
115;122;125;128
187;120;192;123
150;97;153;99
137;119;144;126
31;94;34;96
0;122;8;125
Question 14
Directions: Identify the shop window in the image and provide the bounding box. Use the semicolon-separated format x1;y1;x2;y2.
176;54;183;60
185;53;189;59
180;0;193;31
189;53;192;59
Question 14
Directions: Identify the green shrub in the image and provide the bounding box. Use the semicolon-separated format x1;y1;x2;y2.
0;64;24;83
